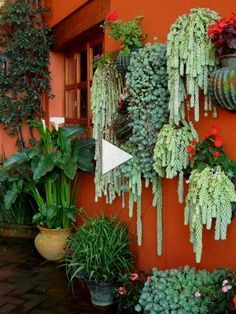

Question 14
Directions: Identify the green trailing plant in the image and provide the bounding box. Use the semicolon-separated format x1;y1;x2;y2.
136;266;234;313
64;214;134;284
121;42;169;253
167;8;220;124
0;120;94;229
153;122;198;203
0;0;52;147
102;12;145;55
184;166;236;263
91;63;123;204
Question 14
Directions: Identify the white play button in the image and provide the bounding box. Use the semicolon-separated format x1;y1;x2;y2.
102;139;133;175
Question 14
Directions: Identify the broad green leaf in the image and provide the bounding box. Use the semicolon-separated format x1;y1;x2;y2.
62;125;86;139
58;156;77;179
33;154;55;180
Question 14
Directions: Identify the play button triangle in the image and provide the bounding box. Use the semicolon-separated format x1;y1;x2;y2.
102;139;133;175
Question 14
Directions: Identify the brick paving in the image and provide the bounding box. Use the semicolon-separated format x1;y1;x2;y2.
0;238;117;314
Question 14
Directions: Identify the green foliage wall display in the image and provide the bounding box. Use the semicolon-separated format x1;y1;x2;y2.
91;64;124;204
185;166;236;263
167;8;220;124
121;43;169;253
136;266;233;313
0;0;52;147
153;122;198;203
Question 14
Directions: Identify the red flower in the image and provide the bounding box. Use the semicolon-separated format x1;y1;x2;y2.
204;131;211;139
93;54;101;61
213;151;220;158
187;145;196;155
190;157;195;162
118;287;127;295
191;140;197;146
210;125;219;135
106;11;118;23
214;136;224;147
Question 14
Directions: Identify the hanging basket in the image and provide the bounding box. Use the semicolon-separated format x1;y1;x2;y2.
116;49;139;77
209;54;236;111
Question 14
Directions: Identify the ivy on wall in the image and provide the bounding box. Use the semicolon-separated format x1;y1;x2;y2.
0;0;52;147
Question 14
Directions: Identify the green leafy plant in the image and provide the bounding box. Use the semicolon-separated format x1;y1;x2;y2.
121;42;169;253
102;12;145;55
136;266;234;313
0;120;94;229
185;166;236;263
64;214;134;284
187;125;236;177
0;0;52;147
167;8;220;124
115;271;149;314
153;122;198;203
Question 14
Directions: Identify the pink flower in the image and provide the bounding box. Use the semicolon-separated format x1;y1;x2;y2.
146;275;152;282
195;291;201;298
222;279;229;286
106;11;118;23
118;287;127;295
93;54;101;61
130;273;139;281
222;285;232;293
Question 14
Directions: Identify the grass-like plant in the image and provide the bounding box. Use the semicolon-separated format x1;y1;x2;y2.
64;214;134;284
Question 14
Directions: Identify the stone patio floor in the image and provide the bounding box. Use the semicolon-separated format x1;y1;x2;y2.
0;238;116;314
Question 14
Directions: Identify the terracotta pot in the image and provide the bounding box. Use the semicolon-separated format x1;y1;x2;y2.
0;224;37;239
34;225;72;262
209;54;236;110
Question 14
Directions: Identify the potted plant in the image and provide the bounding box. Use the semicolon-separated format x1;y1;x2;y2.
136;266;234;313
64;214;134;307
208;13;236;110
185;125;236;263
0;119;94;261
102;12;145;76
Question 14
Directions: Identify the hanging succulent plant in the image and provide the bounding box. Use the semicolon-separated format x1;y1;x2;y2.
153;122;198;203
121;42;169;254
167;8;220;124
91;63;124;204
184;166;236;263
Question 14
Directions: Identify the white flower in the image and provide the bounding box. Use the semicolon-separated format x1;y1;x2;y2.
41;119;46;133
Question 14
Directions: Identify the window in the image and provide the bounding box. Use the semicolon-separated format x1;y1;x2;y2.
64;35;103;129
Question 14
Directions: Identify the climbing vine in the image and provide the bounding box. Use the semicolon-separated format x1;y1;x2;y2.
0;0;52;147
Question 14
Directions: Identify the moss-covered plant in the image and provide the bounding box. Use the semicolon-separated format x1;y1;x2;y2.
121;42;169;253
167;8;220;124
91;63;123;204
136;266;234;313
185;166;236;263
153;122;198;203
0;0;52;147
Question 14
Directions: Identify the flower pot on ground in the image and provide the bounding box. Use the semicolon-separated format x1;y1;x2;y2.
0;120;94;260
35;225;72;261
64;214;134;307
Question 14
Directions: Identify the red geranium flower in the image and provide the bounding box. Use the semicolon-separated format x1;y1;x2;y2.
106;11;118;23
204;131;211;139
191;140;197;146
187;145;196;155
213;151;220;158
214;136;224;147
210;125;219;135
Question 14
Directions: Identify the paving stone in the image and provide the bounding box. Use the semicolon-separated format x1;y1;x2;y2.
0;303;16;313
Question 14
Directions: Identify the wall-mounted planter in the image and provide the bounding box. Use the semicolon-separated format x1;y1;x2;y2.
209;54;236;110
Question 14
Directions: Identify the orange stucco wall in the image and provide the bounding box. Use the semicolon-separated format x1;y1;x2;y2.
45;0;89;27
47;0;236;272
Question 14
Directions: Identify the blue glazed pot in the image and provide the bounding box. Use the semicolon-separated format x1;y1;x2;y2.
209;54;236;111
87;281;114;307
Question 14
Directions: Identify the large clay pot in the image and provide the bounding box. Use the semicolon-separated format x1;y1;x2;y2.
34;225;72;261
86;281;114;307
209;54;236;110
